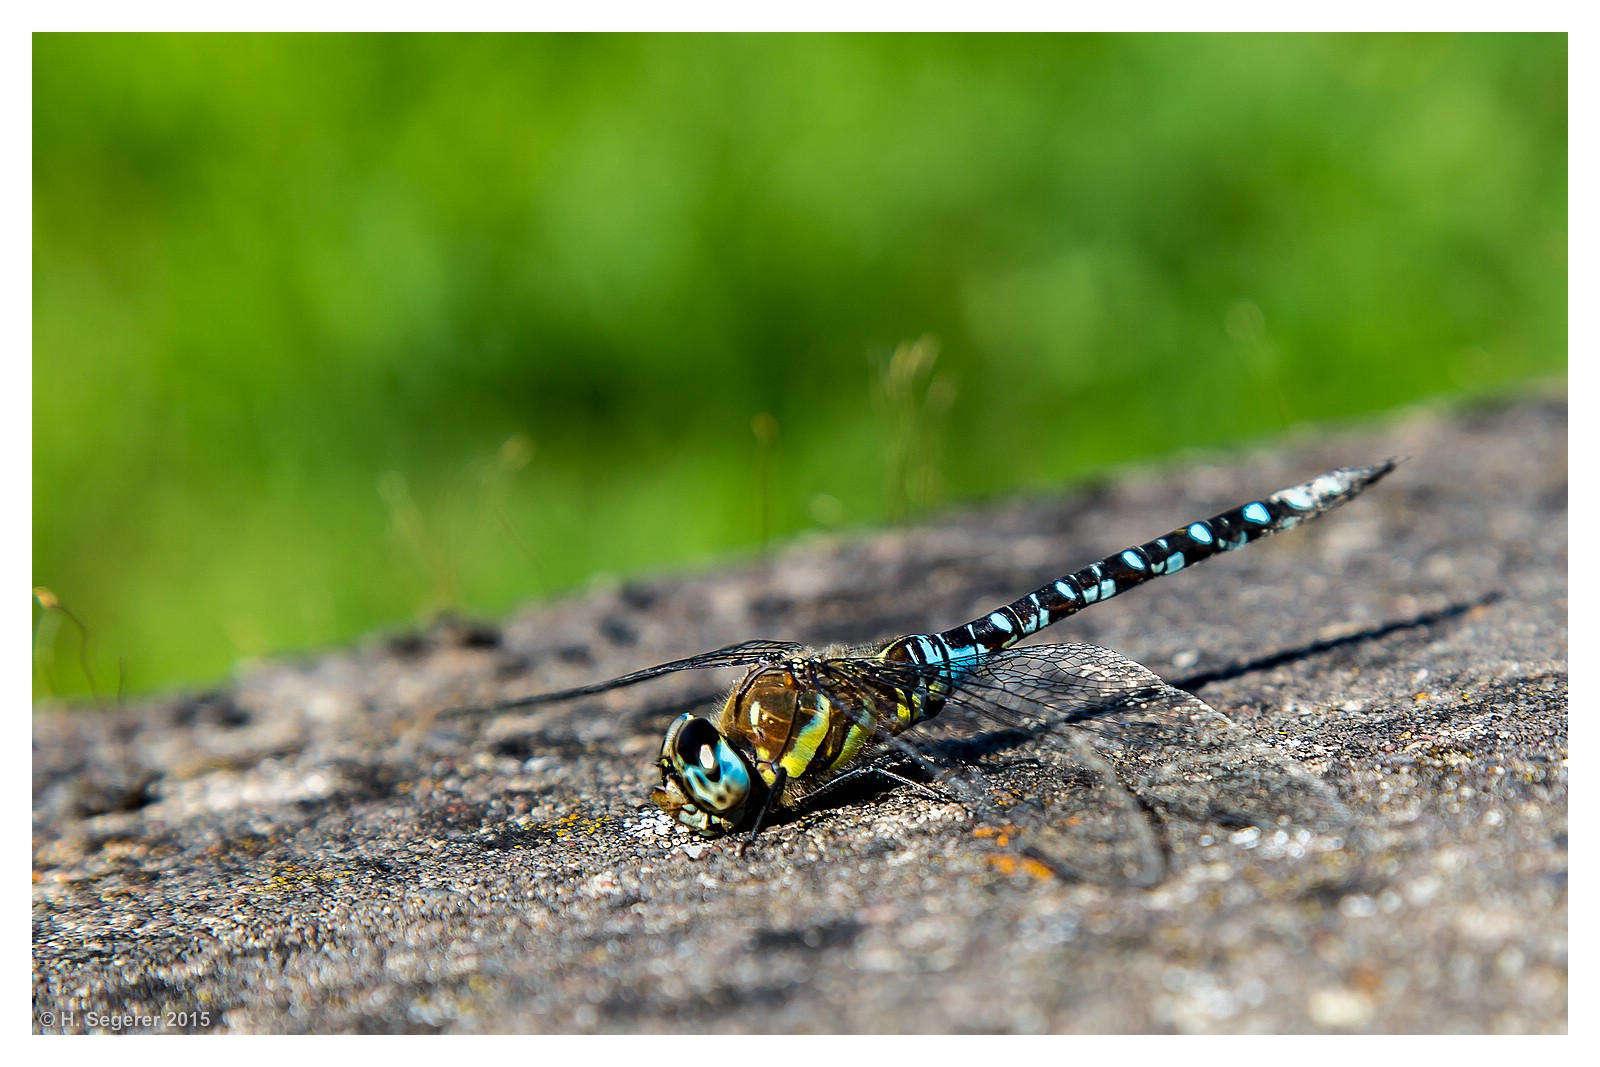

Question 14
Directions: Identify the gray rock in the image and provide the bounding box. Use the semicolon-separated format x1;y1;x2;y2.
32;393;1567;1033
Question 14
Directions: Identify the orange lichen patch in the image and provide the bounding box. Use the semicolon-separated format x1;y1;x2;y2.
1348;962;1385;998
987;853;1055;881
974;825;1053;880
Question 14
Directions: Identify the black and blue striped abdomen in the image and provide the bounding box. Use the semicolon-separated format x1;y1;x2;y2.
882;459;1399;701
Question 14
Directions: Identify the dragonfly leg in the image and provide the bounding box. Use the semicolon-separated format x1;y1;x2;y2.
803;757;955;807
848;764;952;802
864;766;948;799
742;765;788;848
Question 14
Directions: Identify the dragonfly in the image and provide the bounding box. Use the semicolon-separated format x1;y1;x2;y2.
478;459;1399;885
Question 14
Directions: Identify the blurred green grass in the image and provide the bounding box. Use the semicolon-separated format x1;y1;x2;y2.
33;33;1567;700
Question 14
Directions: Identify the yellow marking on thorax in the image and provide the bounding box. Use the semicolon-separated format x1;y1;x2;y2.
833;720;872;770
777;693;833;779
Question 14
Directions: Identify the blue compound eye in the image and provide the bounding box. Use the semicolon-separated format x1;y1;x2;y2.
674;718;727;776
665;717;752;818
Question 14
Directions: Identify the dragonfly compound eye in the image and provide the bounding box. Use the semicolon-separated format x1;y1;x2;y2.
656;714;755;830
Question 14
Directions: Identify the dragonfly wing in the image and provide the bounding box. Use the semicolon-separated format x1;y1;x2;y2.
1087;681;1353;833
859;724;1166;887
974;729;1167;886
445;639;806;715
800;656;1163;885
952;643;1353;834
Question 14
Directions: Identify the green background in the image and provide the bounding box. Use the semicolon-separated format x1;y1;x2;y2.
33;33;1567;700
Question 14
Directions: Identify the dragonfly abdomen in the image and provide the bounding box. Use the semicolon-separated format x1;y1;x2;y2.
889;459;1399;674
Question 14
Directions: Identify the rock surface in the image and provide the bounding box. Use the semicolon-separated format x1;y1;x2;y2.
33;394;1568;1034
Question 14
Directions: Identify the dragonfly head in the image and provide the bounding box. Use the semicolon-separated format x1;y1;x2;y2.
650;712;764;836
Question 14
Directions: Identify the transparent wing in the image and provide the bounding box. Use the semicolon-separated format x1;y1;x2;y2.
892;715;1165;887
949;644;1352;832
805;649;1160;885
816;643;1350;886
442;639;805;717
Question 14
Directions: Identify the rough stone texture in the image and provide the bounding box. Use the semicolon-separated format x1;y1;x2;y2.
32;393;1567;1034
